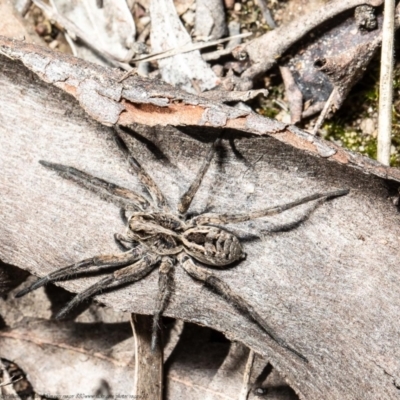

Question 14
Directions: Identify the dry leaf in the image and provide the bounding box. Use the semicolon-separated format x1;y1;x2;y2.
149;0;219;93
51;0;136;64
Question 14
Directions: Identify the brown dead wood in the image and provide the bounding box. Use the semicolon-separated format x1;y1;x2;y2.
0;317;135;395
131;314;163;400
1;279;244;399
1;37;400;399
284;5;386;121
232;0;384;90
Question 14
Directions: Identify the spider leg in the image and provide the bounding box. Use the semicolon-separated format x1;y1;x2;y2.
178;254;308;362
191;189;349;226
114;128;170;211
55;254;160;319
15;247;144;297
177;138;221;214
261;197;325;233
39;161;150;211
151;256;175;351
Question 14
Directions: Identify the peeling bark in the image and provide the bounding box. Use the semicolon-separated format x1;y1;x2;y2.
1;36;399;182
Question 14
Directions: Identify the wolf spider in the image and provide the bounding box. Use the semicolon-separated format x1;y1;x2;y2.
16;130;348;362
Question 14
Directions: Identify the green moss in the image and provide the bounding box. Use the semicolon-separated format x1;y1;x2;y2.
321;54;395;165
322;43;400;167
323;121;377;160
237;2;271;36
258;106;280;119
255;19;400;168
256;81;286;120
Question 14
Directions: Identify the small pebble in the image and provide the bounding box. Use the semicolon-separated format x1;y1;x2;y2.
211;64;224;77
234;2;242;12
244;183;255;194
359;118;375;135
182;10;195;26
139;16;150;26
49;40;59;49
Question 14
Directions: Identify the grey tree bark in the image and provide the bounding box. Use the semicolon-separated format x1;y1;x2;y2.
1;37;400;399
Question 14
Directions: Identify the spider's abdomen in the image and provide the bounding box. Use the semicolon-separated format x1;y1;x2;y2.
182;226;245;267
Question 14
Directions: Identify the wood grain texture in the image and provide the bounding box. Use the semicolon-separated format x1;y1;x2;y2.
131;314;163;400
1;46;400;399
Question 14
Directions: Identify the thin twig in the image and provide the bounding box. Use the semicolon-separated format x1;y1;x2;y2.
255;0;276;29
130;32;252;63
202;20;241;61
377;0;395;165
119;32;252;82
311;88;337;135
0;360;22;398
279;66;303;124
0;376;22;387
239;349;255;400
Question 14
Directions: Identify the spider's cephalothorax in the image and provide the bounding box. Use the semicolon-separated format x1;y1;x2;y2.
16;130;349;362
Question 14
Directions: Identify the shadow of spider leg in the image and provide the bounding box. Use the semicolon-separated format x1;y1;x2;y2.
177;137;221;214
114;128;170;211
39;161;151;211
178;254;308;362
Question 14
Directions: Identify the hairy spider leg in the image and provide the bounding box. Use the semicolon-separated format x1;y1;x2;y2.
15;248;144;298
55;254;160;319
177;138;221;214
262;197;326;233
191;189;349;226
151;256;175;351
39;161;150;211
114;128;170;212
178;254;308;362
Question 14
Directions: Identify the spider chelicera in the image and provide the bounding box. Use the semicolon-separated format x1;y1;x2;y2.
16;130;348;362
